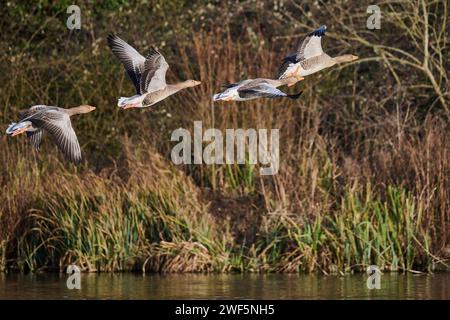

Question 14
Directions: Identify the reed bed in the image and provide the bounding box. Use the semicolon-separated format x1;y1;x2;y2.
0;0;448;273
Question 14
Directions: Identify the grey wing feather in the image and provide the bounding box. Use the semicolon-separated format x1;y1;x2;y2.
27;110;82;164
140;47;169;93
19;105;48;121
238;79;267;89
278;26;326;77
27;130;44;150
107;33;146;95
238;83;287;99
296;25;326;61
221;79;253;89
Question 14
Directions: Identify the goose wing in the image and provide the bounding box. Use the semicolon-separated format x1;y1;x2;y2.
296;25;327;61
27;130;44;150
238;82;288;99
19;105;48;120
278;25;327;78
221;82;241;89
107;33;146;95
140;47;169;93
220;79;253;89
26;109;82;164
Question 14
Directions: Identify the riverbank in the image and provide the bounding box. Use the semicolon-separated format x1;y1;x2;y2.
0;138;448;273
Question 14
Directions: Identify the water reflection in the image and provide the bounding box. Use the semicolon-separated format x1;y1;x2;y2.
0;273;448;299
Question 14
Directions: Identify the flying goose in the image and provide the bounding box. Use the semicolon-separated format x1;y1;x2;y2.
107;33;201;109
213;76;303;101
6;104;96;164
278;25;358;80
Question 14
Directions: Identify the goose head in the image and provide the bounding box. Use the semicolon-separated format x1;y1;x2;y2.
181;80;201;88
78;105;96;113
333;54;359;63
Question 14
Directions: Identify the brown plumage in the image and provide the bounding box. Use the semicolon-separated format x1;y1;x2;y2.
214;76;303;101
278;25;358;79
107;33;201;109
6;105;96;164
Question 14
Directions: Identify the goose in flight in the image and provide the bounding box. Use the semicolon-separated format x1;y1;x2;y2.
213;76;303;102
6;105;96;164
107;33;201;109
278;25;358;80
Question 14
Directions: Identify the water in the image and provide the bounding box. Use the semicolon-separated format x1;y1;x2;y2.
0;273;448;300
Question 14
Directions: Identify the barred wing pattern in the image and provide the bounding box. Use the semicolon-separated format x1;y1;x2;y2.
221;79;252;89
26;130;44;150
238;82;288;99
19;105;48;120
27;109;82;164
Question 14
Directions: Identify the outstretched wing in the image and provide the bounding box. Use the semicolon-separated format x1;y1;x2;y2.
278;25;327;78
140;47;169;93
27;110;82;164
220;79;253;89
238;83;288;99
19;105;48;121
107;33;146;95
221;82;240;89
296;25;326;61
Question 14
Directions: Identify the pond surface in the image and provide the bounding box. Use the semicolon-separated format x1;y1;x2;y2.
0;273;448;300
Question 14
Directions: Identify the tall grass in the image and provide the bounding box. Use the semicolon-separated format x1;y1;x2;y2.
0;0;448;273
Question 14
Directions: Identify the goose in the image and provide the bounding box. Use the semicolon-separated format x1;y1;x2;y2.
5;104;96;164
107;33;201;109
278;25;358;80
213;76;303;101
